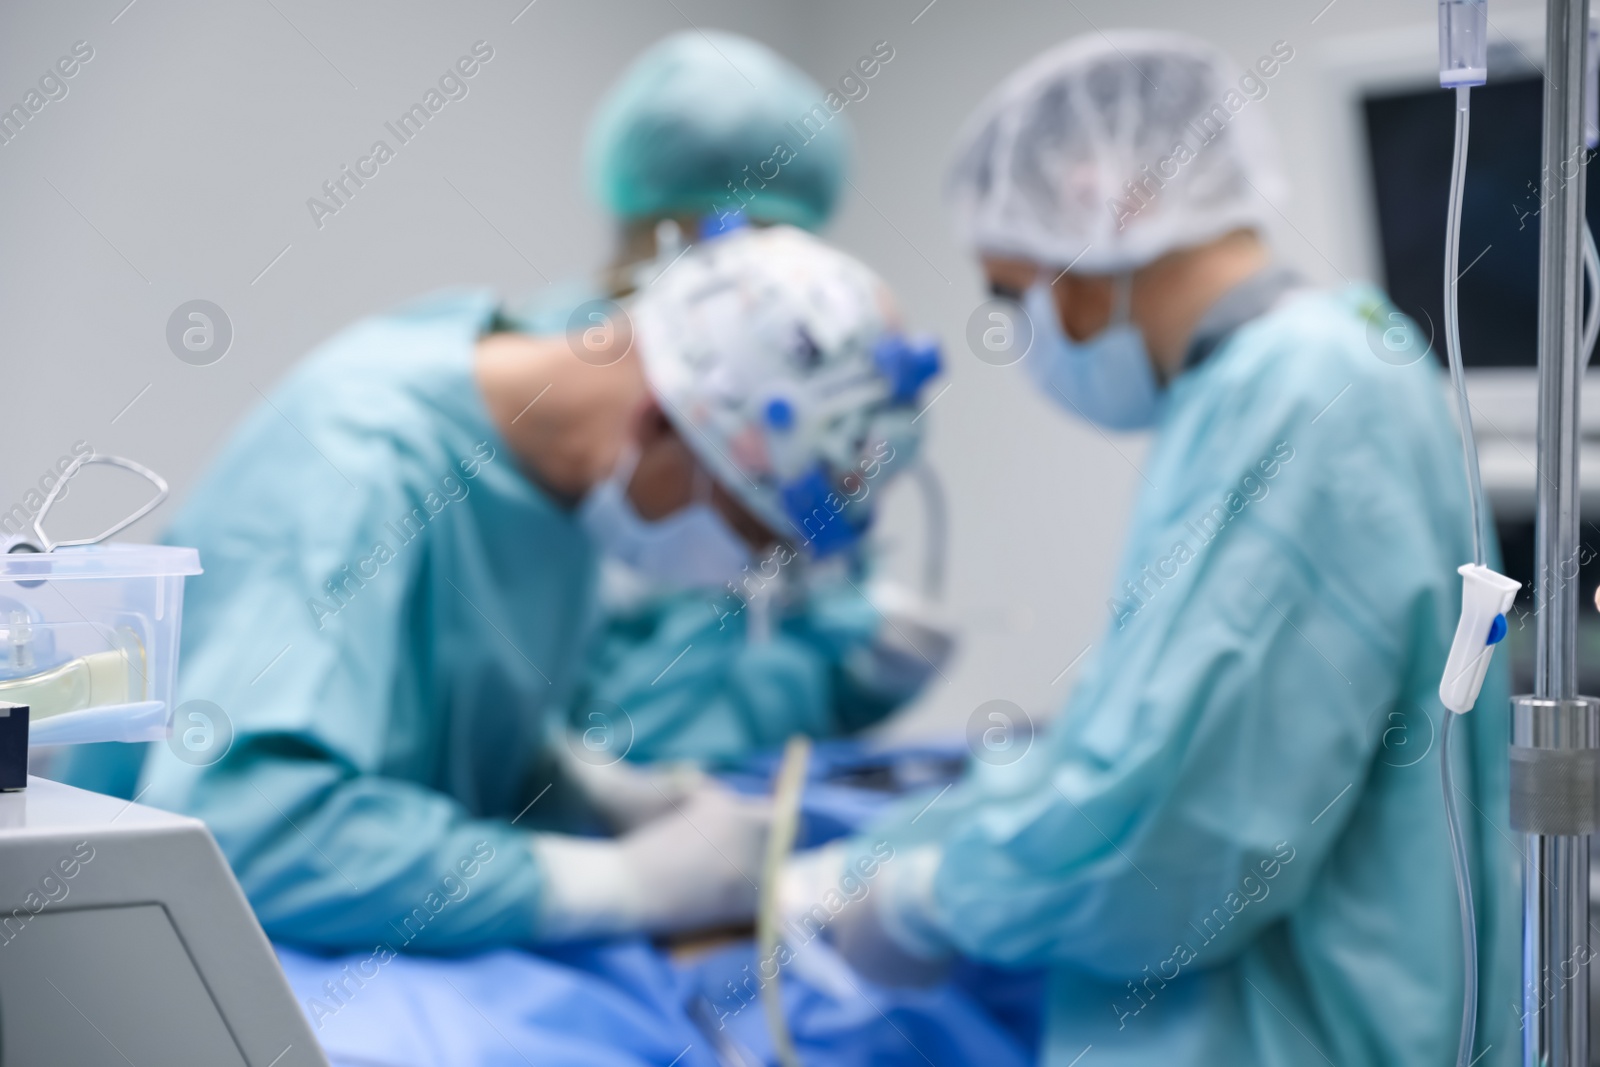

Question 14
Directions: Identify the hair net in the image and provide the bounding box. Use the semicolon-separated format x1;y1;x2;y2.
586;31;849;232
629;226;937;554
946;31;1287;273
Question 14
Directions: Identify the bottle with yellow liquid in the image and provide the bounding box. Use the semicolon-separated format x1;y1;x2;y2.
0;628;146;721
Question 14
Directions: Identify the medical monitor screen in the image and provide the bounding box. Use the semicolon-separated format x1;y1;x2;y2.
1363;75;1600;368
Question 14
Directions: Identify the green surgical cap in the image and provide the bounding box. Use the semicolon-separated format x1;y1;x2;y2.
585;31;848;232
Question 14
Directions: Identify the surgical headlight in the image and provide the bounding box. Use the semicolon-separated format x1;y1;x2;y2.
758;333;942;558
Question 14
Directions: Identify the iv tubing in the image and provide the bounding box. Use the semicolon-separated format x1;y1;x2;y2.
1442;82;1481;1067
758;735;811;1067
1441;712;1478;1067
1583;226;1599;369
1445;85;1488;569
913;465;949;601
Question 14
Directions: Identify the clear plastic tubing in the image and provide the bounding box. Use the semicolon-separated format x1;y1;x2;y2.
1587;11;1600;372
1439;711;1478;1067
1444;83;1487;569
1439;7;1487;1067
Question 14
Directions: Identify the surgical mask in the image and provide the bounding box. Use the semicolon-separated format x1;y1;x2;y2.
1022;275;1162;431
579;448;754;590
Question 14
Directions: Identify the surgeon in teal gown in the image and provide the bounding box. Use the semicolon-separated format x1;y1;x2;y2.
151;294;575;948
507;29;937;764
805;32;1519;1067
53;226;937;951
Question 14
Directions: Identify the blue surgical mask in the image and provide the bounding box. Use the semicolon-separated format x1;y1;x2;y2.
579;449;753;590
1022;275;1163;431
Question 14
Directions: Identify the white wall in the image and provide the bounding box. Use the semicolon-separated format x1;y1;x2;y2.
0;0;1539;739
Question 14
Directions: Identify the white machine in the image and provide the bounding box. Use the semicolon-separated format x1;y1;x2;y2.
0;776;327;1066
0;456;326;1065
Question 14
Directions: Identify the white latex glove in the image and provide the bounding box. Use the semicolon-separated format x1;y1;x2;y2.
785;842;953;988
531;783;771;940
558;732;707;832
773;844;867;998
779;843;851;929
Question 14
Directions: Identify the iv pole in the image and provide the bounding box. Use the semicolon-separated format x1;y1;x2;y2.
1517;0;1600;1063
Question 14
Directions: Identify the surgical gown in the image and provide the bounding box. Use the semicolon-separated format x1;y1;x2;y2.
867;287;1518;1066
119;291;597;950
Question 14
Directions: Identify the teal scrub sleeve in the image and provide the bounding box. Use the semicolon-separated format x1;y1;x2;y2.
138;534;551;952
126;289;599;954
924;518;1395;974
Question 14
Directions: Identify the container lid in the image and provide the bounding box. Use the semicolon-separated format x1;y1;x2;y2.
0;544;202;582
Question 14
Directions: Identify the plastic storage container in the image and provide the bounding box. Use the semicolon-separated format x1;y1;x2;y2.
0;545;201;746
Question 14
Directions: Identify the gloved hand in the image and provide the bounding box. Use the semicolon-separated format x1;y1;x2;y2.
531;782;771;940
782;842;954;988
557;735;708;832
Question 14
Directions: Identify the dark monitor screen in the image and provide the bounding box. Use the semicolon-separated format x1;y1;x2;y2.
1362;76;1599;367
